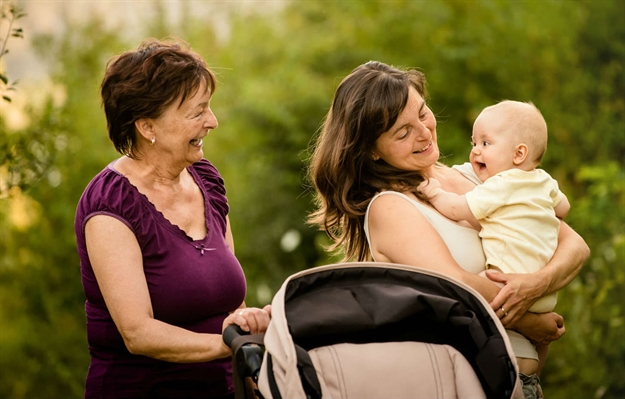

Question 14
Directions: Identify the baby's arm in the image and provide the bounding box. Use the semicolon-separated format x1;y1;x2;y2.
418;178;479;226
554;193;570;219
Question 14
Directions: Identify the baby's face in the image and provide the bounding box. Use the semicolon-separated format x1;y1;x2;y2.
470;111;519;183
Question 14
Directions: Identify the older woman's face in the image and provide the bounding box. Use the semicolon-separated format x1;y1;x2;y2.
372;86;439;172
150;80;218;168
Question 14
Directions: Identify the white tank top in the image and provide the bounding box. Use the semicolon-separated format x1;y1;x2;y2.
364;191;485;275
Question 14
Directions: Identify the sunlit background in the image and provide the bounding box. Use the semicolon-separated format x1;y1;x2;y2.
1;0;623;398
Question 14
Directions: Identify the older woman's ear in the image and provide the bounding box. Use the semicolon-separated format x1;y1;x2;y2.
134;118;154;142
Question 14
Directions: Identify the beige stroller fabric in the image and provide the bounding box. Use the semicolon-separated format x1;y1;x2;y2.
257;262;522;399
256;265;303;398
309;341;484;398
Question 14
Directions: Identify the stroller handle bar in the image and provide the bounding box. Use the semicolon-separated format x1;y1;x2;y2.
223;324;247;348
223;324;264;390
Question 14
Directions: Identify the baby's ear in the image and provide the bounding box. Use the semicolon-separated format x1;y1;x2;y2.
513;143;528;165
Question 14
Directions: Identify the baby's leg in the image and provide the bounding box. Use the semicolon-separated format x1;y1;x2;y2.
516;357;539;376
535;343;549;376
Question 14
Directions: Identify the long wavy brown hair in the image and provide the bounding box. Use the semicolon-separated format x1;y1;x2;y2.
307;61;432;262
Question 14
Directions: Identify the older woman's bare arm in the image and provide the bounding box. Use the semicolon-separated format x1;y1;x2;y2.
85;215;270;363
487;221;589;326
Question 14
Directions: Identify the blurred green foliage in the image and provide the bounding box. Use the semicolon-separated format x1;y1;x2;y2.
0;3;26;104
0;0;623;398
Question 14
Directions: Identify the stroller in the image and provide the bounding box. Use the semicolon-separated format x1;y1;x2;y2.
224;262;521;399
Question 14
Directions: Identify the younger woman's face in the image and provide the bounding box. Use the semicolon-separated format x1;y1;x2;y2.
372;86;439;172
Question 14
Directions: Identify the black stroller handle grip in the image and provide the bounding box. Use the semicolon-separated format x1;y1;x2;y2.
223;324;265;398
223;324;248;348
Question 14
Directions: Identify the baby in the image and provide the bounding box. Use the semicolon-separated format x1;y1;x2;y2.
419;100;570;377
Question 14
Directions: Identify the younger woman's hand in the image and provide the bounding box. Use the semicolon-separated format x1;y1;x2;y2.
512;312;565;346
487;270;546;325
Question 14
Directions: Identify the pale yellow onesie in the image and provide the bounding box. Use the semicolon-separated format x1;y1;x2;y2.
463;167;564;313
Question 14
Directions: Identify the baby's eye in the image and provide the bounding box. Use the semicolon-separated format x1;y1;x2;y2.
483;141;491;146
470;141;476;147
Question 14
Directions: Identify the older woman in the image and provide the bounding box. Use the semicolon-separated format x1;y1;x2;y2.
74;38;270;398
307;61;589;399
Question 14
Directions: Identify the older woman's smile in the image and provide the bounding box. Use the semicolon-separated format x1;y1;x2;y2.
190;137;203;147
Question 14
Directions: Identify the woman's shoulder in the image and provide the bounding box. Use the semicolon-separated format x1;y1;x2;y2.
189;159;226;195
75;161;145;233
371;190;416;202
190;158;221;176
78;162;131;209
367;191;428;218
370;190;431;207
368;189;476;232
451;162;481;186
190;159;229;217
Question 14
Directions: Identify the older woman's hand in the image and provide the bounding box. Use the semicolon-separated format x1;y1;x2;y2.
222;305;272;335
486;270;547;325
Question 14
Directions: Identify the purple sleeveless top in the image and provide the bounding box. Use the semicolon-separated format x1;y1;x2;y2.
74;158;246;398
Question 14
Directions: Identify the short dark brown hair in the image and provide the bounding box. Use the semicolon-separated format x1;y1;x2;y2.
100;38;216;158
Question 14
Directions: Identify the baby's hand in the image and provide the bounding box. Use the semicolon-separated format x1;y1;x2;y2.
417;178;442;198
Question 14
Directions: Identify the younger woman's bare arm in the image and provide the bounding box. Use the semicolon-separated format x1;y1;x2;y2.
367;193;499;300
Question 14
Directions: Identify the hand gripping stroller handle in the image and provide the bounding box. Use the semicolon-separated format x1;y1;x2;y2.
223;324;265;398
223;324;247;348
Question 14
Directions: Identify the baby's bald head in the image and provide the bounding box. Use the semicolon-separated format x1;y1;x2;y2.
478;100;548;165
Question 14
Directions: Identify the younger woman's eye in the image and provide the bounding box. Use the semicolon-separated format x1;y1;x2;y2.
420;104;432;119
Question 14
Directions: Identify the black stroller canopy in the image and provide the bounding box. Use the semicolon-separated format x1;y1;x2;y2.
280;264;517;399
